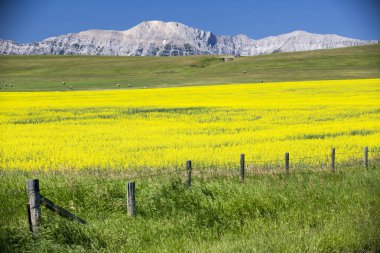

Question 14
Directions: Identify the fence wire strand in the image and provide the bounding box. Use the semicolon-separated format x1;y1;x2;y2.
2;149;380;194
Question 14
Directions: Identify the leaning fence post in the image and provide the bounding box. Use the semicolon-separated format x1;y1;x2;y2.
331;148;335;172
26;179;41;233
186;160;192;187
364;146;368;168
285;152;289;173
240;154;245;181
127;182;136;217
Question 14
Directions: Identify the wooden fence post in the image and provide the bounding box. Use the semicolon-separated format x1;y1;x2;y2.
186;160;192;187
240;154;245;181
364;146;368;168
26;179;41;233
127;182;136;217
285;152;289;173
331;148;335;172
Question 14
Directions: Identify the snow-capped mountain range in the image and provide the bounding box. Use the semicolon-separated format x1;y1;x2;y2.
0;21;377;56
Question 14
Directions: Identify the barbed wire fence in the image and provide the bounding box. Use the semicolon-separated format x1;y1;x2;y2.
1;147;379;230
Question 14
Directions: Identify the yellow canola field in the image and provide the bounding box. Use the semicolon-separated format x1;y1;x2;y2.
0;79;379;171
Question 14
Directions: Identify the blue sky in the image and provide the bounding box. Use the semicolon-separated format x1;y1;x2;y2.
0;0;379;43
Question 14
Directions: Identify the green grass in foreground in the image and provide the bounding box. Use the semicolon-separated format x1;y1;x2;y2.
1;166;379;252
0;44;379;91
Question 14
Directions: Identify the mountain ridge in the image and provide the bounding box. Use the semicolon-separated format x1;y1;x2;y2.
0;20;378;56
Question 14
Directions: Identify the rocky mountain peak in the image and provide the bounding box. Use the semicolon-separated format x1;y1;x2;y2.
0;20;377;56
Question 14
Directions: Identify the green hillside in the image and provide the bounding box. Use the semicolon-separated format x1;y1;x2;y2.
0;44;379;91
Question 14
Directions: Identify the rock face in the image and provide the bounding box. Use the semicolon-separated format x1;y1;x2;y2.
0;21;377;56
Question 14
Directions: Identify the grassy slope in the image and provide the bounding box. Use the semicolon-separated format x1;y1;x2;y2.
0;167;379;252
0;44;379;91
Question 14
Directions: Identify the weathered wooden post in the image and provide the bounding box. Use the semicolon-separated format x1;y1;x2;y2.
26;179;41;233
127;182;136;217
186;160;192;187
285;152;289;173
240;154;245;181
364;146;368;168
331;147;335;172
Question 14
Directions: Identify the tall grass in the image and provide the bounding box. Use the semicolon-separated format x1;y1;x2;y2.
1;165;379;252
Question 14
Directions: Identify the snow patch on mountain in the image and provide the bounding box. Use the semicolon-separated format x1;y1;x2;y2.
0;21;377;56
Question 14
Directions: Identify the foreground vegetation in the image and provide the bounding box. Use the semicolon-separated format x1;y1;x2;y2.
1;166;379;252
0;44;379;91
1;74;379;251
1;79;379;171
